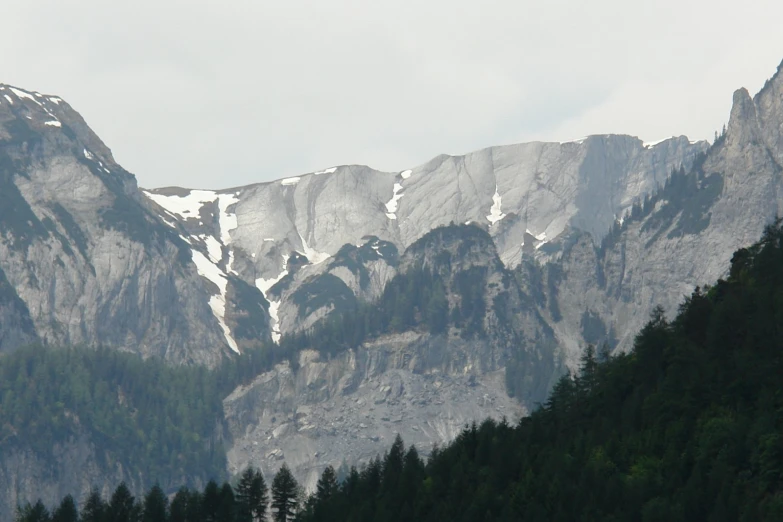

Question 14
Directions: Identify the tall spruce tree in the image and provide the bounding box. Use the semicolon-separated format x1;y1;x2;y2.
236;467;269;522
141;484;168;522
80;489;107;522
108;483;137;522
51;495;78;522
271;464;299;522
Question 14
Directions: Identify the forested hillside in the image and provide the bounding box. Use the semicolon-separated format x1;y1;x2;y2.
0;344;279;487
16;222;783;520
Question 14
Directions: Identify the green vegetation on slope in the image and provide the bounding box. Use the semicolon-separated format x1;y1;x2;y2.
0;343;281;487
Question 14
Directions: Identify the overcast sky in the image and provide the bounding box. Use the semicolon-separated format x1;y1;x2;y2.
3;1;782;189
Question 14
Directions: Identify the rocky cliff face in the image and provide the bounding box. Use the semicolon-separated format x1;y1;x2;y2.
524;60;783;368
0;84;269;364
223;224;556;490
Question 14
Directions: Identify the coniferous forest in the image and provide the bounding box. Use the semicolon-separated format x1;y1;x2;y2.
14;222;783;521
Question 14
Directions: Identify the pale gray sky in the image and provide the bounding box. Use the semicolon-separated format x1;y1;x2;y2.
2;1;782;189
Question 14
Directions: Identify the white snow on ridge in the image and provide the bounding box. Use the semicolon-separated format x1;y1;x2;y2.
3;95;12;104
281;177;301;185
44;120;61;127
400;169;412;179
561;137;588;144
83;149;94;160
143;189;217;219
191;250;239;353
49;97;62;105
217;193;240;244
314;167;337;175
486;186;506;225
385;183;404;220
8;87;41;106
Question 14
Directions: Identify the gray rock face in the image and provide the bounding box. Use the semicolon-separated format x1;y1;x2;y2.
145;133;705;348
0;84;255;364
536;60;783;368
224;346;521;492
223;223;557;487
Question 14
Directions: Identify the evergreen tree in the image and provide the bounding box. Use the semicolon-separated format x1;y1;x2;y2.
201;481;221;522
315;466;338;503
80;489;107;522
236;467;268;522
270;464;299;522
108;483;137;522
51;495;78;522
15;500;51;522
142;484;168;522
168;489;189;522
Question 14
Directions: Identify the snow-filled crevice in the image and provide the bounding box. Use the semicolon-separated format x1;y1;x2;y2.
191;250;239;353
255;255;289;344
143;189;244;351
486;185;506;225
385;183;404;220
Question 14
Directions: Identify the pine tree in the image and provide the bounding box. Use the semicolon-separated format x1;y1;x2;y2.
271;464;299;522
236;467;268;522
315;466;338;503
80;489;107;522
51;495;78;522
108;483;137;522
168;489;189;522
15;500;51;522
142;484;168;522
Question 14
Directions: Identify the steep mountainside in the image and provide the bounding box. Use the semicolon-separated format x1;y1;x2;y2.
530;59;783;366
223;224;557;491
0;84;270;363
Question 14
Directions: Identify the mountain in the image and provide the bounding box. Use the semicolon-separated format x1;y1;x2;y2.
0;84;269;365
1;58;782;515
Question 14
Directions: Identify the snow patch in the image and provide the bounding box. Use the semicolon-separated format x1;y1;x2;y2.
202;235;223;263
299;233;330;265
385;183;404;220
44;120;62;127
281;177;301;185
83;149;94;160
8;87;41;106
314;167;337;175
268;301;282;343
255;255;289;295
217;193;240;244
263;238;275;242
400;169;412;179
3;95;12;104
49;97;62;105
191;250;238;353
486;186;506;225
561;137;588;144
255;255;290;344
143;189;217;219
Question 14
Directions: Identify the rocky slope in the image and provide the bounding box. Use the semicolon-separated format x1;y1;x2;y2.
528;59;783;367
223;224;557;491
